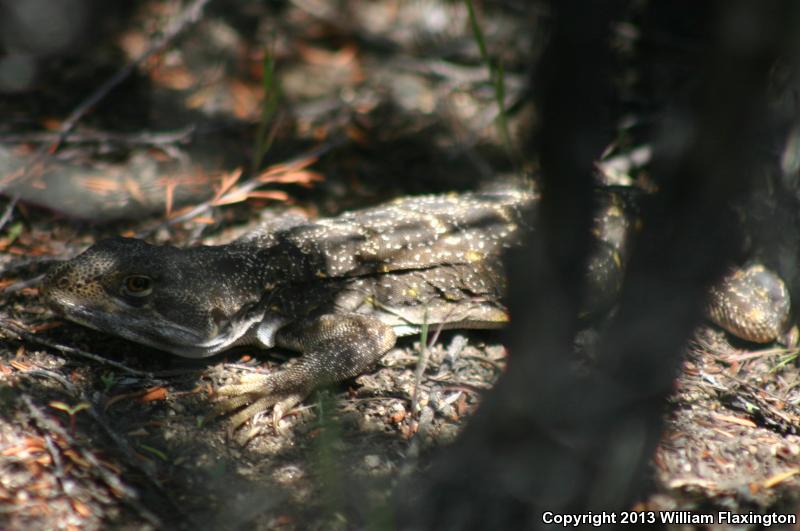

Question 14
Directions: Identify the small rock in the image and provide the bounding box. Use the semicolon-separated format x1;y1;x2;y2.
363;454;381;469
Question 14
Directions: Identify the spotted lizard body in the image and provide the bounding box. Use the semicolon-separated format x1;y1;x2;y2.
42;190;791;429
43;191;531;427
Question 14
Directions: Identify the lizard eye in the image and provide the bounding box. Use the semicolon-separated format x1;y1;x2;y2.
122;275;152;297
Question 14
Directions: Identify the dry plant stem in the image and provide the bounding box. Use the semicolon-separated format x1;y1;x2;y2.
411;320;449;413
0;274;45;294
411;340;429;414
0;193;20;233
0;126;195;147
1;254;80;277
134;136;347;238
0;316;153;377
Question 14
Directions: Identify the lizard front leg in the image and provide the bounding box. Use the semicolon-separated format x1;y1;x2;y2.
214;313;397;431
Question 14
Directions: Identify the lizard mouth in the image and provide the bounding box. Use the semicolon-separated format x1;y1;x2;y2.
44;290;230;358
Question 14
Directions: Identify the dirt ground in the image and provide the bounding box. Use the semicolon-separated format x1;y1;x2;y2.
2;1;800;529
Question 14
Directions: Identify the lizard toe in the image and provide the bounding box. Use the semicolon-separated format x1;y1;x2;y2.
211;370;311;436
215;371;276;396
271;395;304;431
228;395;281;431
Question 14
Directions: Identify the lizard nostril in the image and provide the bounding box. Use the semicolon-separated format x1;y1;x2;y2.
56;276;70;289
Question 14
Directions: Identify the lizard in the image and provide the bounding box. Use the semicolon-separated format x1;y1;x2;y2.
41;190;791;429
43;190;533;428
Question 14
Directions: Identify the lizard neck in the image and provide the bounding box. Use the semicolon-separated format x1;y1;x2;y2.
229;235;341;286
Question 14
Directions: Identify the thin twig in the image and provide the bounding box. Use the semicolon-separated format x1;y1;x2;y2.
2;317;203;378
25;368;77;390
43;433;67;488
1;256;63;276
411;318;430;414
1;274;45;294
0;126;195;147
0;316;153;377
0;193;20;233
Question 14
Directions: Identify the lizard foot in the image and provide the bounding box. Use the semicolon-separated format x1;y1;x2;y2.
210;314;397;438
211;371;308;436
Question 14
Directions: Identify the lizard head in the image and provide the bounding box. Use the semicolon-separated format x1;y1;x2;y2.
42;237;268;358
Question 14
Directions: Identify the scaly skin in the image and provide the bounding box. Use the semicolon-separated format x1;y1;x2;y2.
41;189;792;431
43;190;532;429
706;264;790;343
